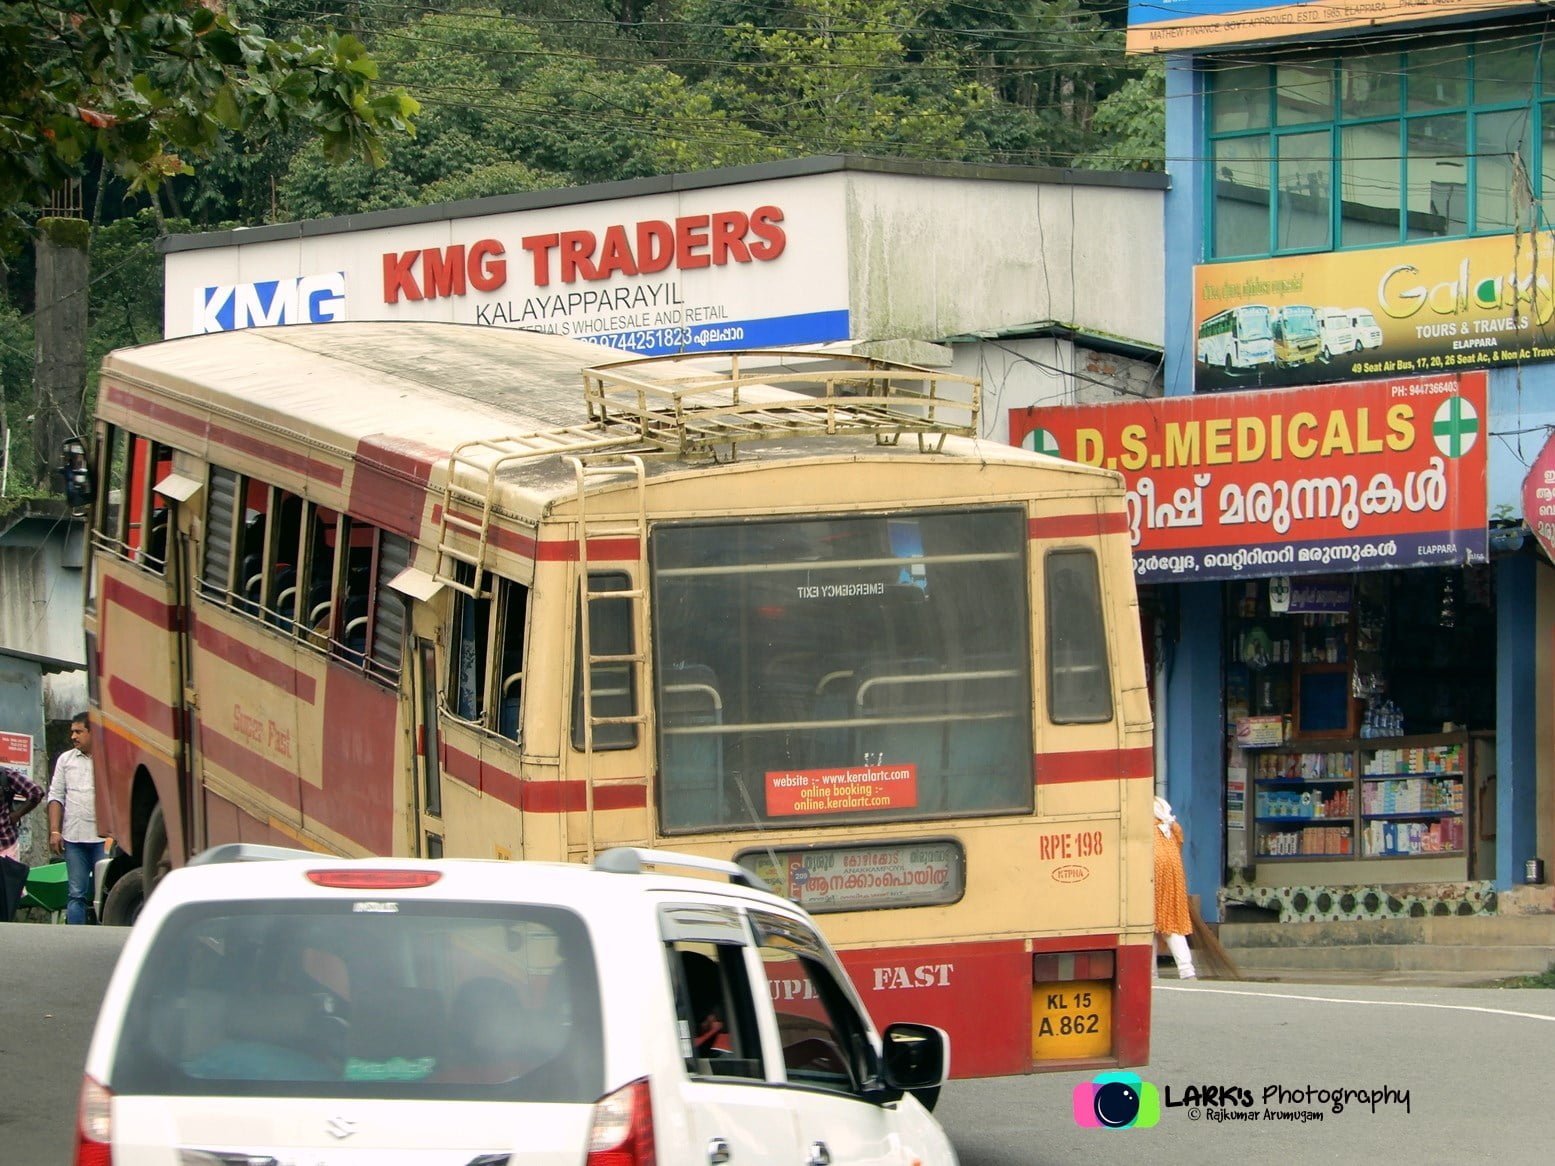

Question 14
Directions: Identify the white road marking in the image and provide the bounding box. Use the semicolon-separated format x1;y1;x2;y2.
1158;984;1555;1022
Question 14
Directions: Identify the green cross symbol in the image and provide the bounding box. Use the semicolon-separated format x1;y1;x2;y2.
1024;427;1062;457
1432;396;1479;457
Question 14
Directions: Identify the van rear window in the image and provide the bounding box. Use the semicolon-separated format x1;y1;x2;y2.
109;901;603;1102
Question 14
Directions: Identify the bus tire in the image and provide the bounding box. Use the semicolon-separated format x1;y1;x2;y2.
141;805;170;895
102;868;146;927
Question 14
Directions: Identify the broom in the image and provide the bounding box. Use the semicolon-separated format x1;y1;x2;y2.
1188;896;1242;981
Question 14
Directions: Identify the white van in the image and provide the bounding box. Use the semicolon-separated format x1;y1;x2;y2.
1315;307;1358;359
1347;308;1384;350
75;845;957;1166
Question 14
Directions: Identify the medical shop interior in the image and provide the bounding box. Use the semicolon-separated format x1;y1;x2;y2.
1219;569;1498;920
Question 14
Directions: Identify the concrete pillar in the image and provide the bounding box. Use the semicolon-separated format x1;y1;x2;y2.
1496;550;1537;890
1163;580;1225;920
33;217;90;490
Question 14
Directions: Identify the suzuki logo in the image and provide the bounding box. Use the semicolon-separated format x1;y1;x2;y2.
325;1115;357;1140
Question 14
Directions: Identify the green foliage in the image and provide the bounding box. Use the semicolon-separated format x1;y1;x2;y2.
86;211;184;398
1074;58;1166;172
0;0;419;252
0;302;35;420
1499;962;1555;989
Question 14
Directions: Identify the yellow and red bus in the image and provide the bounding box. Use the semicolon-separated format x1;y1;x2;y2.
83;322;1154;1077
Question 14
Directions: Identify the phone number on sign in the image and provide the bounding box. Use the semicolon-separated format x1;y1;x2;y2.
596;325;747;352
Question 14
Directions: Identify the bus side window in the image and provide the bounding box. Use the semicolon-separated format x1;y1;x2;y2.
368;533;410;681
201;467;241;603
1045;548;1113;724
447;562;493;724
496;580;528;741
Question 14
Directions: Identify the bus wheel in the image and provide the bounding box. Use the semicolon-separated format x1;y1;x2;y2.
142;806;171;894
102;868;146;927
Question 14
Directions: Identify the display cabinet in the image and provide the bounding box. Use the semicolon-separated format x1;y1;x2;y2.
1249;733;1468;864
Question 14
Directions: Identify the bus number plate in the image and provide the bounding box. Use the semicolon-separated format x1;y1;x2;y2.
1031;979;1111;1060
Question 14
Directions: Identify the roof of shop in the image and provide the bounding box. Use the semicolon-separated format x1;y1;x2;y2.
159;154;1171;254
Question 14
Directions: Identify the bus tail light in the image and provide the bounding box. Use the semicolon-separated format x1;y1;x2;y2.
586;1078;656;1165
1033;949;1114;983
74;1075;113;1166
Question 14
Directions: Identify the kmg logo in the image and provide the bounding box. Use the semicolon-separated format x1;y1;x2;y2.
193;272;346;333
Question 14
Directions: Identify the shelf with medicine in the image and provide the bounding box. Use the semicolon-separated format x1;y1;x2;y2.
1358;740;1466;858
1244;735;1469;867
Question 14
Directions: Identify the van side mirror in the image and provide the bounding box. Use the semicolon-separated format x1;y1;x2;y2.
59;436;93;509
879;1021;949;1109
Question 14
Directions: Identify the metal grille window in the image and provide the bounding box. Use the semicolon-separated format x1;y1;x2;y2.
200;467;240;601
370;533;410;680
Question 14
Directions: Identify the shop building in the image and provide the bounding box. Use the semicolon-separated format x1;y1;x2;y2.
159;156;1168;441
1055;1;1555;923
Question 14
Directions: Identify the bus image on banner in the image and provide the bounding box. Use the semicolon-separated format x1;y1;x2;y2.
1196;304;1274;373
1272;304;1323;367
81;322;1154;1079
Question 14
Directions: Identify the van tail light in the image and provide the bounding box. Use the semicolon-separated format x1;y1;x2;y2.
306;869;442;890
74;1075;113;1166
585;1077;655;1166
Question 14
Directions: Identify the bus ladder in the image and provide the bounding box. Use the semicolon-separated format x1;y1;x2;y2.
435;427;643;597
568;453;649;860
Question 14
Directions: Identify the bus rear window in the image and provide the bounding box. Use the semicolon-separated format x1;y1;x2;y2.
652;509;1033;832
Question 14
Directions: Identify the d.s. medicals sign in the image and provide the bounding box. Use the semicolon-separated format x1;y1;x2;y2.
1011;373;1488;582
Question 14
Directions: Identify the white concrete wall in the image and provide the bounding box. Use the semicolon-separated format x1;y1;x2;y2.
0;519;86;666
846;172;1164;347
948;338;1161;445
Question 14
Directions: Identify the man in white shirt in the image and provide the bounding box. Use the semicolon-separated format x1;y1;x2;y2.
48;713;103;925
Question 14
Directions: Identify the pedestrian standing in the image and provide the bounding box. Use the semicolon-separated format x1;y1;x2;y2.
1;761;45;921
1153;795;1196;981
48;713;104;925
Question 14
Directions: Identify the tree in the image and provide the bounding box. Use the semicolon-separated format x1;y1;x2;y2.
1073;58;1165;172
0;0;419;253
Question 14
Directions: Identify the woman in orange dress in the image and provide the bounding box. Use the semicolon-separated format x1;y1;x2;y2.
1153;796;1196;980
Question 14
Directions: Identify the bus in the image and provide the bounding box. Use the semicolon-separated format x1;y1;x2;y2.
1196;303;1274;371
81;321;1155;1078
1271;304;1323;367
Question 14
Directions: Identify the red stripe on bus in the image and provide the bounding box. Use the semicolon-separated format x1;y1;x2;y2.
1036;747;1154;783
351;436;440;537
193;620;317;704
102;576;176;631
430;505;536;560
200;725;302;806
534;538;641;562
428;504;640;563
437;741;647;812
318;669;397;854
1027;511;1129;539
104;384;344;486
106;677;177;736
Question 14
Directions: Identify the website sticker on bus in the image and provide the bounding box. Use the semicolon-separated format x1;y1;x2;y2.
765;764;918;816
1012;371;1488;583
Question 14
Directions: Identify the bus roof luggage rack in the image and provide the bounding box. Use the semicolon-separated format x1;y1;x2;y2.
434;350;982;597
582;349;981;458
594;846;770;892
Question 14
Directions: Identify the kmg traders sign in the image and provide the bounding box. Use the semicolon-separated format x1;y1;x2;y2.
1011;373;1488;583
166;181;850;354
